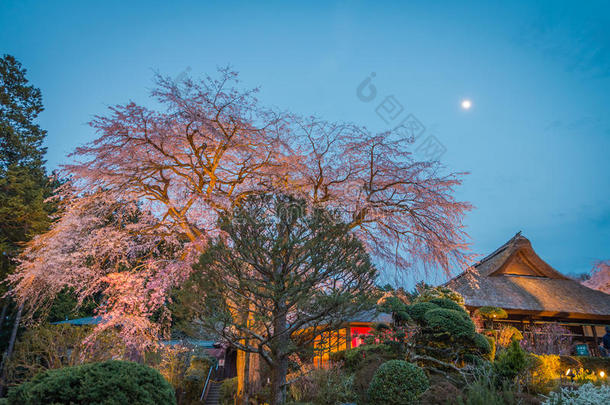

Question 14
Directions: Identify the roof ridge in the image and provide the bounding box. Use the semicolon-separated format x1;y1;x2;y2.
474;231;523;268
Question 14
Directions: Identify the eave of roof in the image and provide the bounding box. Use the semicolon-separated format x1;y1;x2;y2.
446;233;610;318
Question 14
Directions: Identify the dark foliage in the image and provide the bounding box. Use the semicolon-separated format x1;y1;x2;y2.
428;298;467;314
493;340;530;386
368;360;429;404
423;308;475;339
407;301;439;322
417;380;462;405
330;344;394;372
6;360;176;405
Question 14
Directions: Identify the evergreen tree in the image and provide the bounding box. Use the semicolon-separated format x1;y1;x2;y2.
0;55;47;172
0;55;53;394
0;54;50;282
173;194;378;405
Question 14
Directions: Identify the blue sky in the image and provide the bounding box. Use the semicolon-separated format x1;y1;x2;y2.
1;0;608;284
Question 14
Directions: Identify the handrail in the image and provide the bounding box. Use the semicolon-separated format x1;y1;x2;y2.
199;363;218;402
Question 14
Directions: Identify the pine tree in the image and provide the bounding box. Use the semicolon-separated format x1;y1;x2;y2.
0;55;52;395
0;54;51;283
0;55;47;172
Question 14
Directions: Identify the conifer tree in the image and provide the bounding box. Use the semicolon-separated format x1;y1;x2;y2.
0;55;52;395
0;54;51;280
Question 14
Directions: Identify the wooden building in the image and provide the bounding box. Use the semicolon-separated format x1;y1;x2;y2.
447;233;610;355
312;310;392;367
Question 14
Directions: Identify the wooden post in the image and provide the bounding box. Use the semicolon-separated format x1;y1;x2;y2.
346;325;352;349
592;324;600;357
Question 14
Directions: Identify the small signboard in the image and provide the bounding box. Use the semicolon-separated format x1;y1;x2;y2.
575;344;589;356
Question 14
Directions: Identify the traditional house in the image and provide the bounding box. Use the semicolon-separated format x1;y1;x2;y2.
312;310;392;367
447;232;610;355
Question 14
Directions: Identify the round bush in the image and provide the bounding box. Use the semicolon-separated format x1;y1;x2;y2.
367;360;429;404
6;360;176;405
423;308;475;338
406;302;439;322
475;306;507;320
472;333;492;355
428;298;468;315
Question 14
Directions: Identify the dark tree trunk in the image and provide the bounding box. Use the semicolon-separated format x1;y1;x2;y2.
270;355;288;405
0;302;23;396
270;306;289;405
0;300;8;335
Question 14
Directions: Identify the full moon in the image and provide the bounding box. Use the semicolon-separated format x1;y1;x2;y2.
461;99;472;110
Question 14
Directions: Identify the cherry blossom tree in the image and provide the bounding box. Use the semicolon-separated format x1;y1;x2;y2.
583;260;610;294
8;68;471;354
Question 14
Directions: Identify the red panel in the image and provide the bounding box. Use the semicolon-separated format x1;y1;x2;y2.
350;325;372;348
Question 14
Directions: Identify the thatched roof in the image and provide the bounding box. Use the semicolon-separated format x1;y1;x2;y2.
447;233;610;320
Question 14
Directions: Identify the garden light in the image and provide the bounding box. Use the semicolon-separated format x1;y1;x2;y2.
600;371;606;378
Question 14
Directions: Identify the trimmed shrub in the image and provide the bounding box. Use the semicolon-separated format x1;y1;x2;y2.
472;333;492;355
577;356;610;371
368;360;429;404
475;306;508;320
557;355;610;375
407;302;439;322
423;308;475;338
379;296;412;323
429;298;467;314
220;377;238;405
413;285;465;307
6;360;176;405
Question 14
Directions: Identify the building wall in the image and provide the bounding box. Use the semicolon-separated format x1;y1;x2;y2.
313;323;374;367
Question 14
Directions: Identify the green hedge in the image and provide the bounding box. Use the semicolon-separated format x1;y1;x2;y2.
428;298;467;314
559;356;610;372
472;333;492;355
407;302;439;322
6;360;176;405
423;308;476;338
367;360;429;404
475;306;508;320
